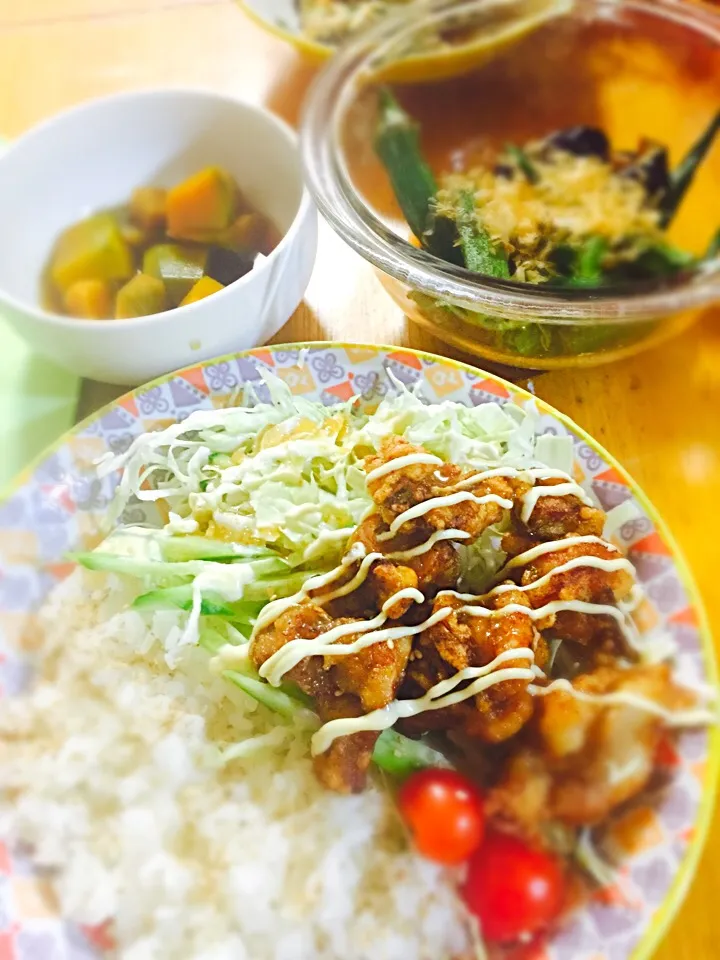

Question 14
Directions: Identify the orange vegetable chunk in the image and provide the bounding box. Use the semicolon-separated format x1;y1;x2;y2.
50;213;133;292
166;166;238;239
130;186;167;233
63;278;114;320
180;276;225;305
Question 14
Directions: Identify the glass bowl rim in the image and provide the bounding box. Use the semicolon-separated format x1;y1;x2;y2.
300;0;720;325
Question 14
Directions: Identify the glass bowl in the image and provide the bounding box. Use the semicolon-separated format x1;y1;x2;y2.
301;0;720;369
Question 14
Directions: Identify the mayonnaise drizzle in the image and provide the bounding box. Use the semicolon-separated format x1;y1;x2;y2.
496;535;619;578
618;584;644;615
432;590;640;650
489;555;635;597
447;465;571;492
247;455;664;745
385;528;470;560
263;586;639;687
520;482;595;523
252;542;370;634
317;551;386;604
376;491;514;542
311;648;536;755
260;595;439;687
365;452;443;484
463;598;637;645
528;678;718;727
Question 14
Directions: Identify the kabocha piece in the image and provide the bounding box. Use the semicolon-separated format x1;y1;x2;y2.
143;243;209;306
63;278;114;320
130;187;167;234
42;165;276;321
180;276;225;305
166;166;239;239
50;213;133;292
215;213;270;256
115;273;166;318
178;212;271;256
120;222;147;248
658;110;720;228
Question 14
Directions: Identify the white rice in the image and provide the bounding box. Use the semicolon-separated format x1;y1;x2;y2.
0;570;470;960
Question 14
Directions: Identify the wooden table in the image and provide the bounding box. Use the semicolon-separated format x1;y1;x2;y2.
2;2;718;956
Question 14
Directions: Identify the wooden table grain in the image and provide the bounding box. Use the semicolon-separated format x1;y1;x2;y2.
2;2;718;957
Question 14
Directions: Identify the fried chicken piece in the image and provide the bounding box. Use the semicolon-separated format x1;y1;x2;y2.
487;664;696;834
251;602;411;793
494;539;635;655
514;540;633;605
518;476;605;542
312;719;379;793
365;561;419;619
399;589;546;744
365;435;526;541
501;477;605;566
309;546;419;620
364;434;465;520
348;512;460;598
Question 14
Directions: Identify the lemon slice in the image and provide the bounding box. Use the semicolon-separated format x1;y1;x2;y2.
368;0;575;84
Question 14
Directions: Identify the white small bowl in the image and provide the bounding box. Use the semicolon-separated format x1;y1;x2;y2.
0;88;317;385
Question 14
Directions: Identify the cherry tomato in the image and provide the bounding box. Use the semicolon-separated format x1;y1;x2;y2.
462;831;565;943
398;769;484;865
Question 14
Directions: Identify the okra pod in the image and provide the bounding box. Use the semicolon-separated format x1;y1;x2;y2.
374;87;437;243
456;190;510;278
374;87;461;263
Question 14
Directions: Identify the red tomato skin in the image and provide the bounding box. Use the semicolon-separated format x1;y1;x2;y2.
398;769;485;865
462;831;565;943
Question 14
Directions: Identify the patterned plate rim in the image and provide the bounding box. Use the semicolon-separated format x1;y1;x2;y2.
1;339;717;960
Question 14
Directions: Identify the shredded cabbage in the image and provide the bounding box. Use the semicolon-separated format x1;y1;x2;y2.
89;373;586;653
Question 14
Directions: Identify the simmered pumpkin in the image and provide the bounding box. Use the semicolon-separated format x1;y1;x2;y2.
44;166;280;321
